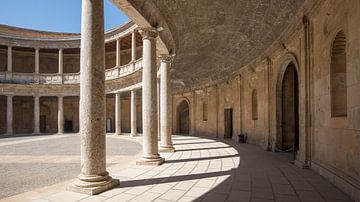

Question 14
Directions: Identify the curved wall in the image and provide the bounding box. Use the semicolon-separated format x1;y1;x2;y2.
170;0;360;200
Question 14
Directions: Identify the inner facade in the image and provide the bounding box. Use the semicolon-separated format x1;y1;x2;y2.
0;0;359;201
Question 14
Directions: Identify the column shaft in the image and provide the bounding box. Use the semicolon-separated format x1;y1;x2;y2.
58;96;64;134
6;95;13;134
116;38;121;67
115;92;121;135
131;31;136;62
130;90;137;136
7;46;12;72
58;49;63;74
137;27;163;165
159;55;175;152
35;48;40;74
68;0;119;195
34;96;40;134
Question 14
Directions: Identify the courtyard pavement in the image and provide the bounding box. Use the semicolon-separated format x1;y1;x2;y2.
0;134;353;202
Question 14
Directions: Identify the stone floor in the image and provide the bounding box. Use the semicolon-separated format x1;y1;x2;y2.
0;134;142;199
0;135;353;202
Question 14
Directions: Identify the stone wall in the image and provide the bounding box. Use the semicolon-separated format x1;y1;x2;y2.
171;0;360;200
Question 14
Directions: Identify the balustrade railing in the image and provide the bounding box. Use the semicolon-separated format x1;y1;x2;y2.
0;58;142;84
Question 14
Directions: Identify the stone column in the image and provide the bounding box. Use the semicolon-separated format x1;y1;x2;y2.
115;92;122;135
157;78;160;140
7;46;12;72
58;96;64;134
136;27;164;165
33;96;40;134
6;95;13;135
116;38;121;67
131;30;136;71
35;48;40;74
58;49;63;74
68;0;119;195
130;89;137;137
131;30;136;62
59;49;64;84
159;54;175;152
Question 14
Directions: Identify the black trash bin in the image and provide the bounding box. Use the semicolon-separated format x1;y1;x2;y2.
238;134;247;143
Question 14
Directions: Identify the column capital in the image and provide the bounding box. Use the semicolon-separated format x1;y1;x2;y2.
139;27;158;39
35;47;40;51
159;54;174;63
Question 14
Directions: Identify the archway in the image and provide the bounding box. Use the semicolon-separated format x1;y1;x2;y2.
177;100;190;134
277;63;299;156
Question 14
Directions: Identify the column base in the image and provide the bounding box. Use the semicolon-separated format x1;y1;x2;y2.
159;146;175;153
67;173;119;195
131;133;138;137
136;156;164;166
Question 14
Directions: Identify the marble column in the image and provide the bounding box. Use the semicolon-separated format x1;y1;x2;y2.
68;0;119;195
136;27;164;165
116;38;121;67
157;78;160;140
58;96;64;134
6;95;13;135
58;49;63;74
59;49;64;84
131;30;137;62
115;92;122;135
131;30;136;71
159;55;175;152
33;96;40;134
7;46;12;72
35;48;40;74
130;89;137;137
6;46;12;80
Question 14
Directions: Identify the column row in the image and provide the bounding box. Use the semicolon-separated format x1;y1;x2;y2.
2;93;141;136
4;31;137;74
4;95;65;135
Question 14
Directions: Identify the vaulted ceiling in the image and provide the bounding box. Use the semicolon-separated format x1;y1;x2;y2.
112;0;309;92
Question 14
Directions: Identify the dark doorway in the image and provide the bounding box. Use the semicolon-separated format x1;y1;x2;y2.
64;120;73;133
280;63;299;156
178;100;190;134
224;108;233;139
40;115;46;132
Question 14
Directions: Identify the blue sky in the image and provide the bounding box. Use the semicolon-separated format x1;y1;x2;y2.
0;0;129;33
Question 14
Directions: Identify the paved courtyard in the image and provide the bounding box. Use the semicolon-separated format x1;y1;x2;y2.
0;134;142;199
0;135;353;202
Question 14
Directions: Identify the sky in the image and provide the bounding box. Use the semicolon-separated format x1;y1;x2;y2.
0;0;129;33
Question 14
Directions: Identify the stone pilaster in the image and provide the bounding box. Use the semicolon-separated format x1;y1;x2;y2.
130;89;137;137
33;96;40;134
136;27;164;165
159;54;175;152
6;95;13;135
58;96;64;134
115;92;122;135
67;0;119;195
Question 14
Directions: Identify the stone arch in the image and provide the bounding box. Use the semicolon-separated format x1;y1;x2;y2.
330;30;347;117
275;55;300;157
176;98;190;134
